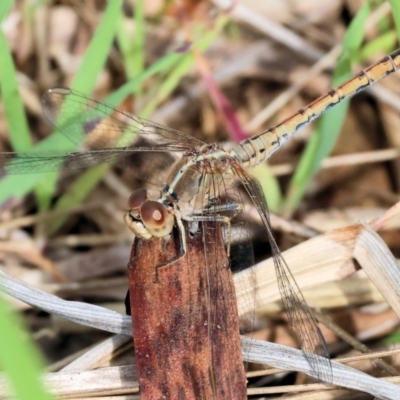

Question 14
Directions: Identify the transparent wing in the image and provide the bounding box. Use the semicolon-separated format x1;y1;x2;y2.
41;86;205;149
188;169;256;344
235;166;333;384
0;87;205;177
0;147;176;176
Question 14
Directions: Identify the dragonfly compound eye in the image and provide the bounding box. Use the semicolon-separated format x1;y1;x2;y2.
128;188;149;209
140;201;174;238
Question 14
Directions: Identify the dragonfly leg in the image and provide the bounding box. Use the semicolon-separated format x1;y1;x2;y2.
191;202;242;217
154;215;187;282
185;202;243;259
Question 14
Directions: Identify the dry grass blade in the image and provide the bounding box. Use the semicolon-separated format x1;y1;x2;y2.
234;224;362;316
0;268;131;336
60;334;132;372
211;0;323;60
313;310;400;376
242;337;400;399
40;366;139;398
271;148;400;177
65;397;139;400
354;223;400;318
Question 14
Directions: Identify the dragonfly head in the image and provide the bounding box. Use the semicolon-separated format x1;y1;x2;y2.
125;188;174;239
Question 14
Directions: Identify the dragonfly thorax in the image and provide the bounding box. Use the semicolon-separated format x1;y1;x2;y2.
196;144;232;172
162;145;234;205
125;188;175;239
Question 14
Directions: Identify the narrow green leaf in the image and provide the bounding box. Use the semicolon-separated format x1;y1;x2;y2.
357;30;398;61
0;0;13;22
0;0;123;207
70;0;123;92
388;0;400;40
0;30;32;151
251;164;281;212
117;0;145;94
283;1;371;213
33;0;123;211
47;165;109;233
383;326;400;344
0;294;53;400
131;0;145;79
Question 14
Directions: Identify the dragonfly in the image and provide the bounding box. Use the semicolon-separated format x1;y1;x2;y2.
1;48;400;385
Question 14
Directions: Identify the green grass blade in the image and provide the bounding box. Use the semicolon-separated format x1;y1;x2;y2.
70;0;123;92
388;0;400;39
47;164;109;234
0;294;53;400
252;164;281;211
383;326;400;344
283;1;371;214
35;0;123;211
117;0;145;94
131;0;145;81
0;30;32;151
0;0;123;207
0;7;56;210
0;0;13;22
357;30;398;60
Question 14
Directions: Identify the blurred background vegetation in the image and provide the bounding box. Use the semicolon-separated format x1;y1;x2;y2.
1;0;400;398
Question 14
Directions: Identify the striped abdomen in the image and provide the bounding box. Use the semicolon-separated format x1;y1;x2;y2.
230;48;400;169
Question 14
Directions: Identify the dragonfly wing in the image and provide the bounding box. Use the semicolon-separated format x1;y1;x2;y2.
0;145;173;173
41;86;205;149
1;87;206;186
235;167;333;384
187;170;256;342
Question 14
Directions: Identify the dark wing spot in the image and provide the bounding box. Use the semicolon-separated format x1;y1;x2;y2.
175;41;192;53
83;116;102;134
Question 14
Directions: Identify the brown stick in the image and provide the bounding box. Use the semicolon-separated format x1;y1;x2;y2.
128;220;247;399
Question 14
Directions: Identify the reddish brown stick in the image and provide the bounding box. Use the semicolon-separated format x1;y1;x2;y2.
128;221;247;399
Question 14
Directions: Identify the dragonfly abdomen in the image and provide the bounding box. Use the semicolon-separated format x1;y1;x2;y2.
230;48;400;170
